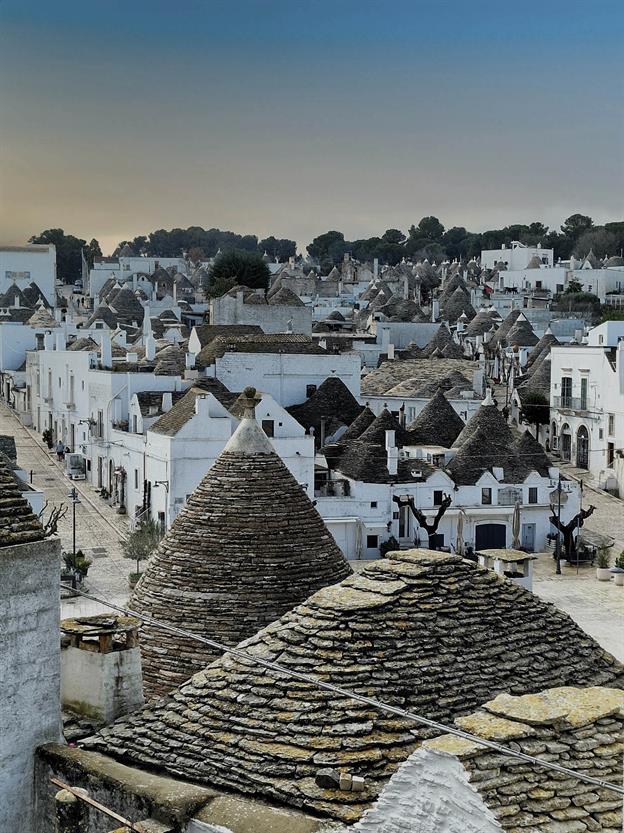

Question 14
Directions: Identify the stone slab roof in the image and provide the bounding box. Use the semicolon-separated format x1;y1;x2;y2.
131;391;351;697
196;334;325;370
0;455;45;547
89;549;624;824
192;324;263;349
362;359;478;397
288;377;362;439
149;380;235;436
408;389;465;448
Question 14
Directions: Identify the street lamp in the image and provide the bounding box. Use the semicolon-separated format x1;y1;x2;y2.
67;487;81;558
555;475;562;575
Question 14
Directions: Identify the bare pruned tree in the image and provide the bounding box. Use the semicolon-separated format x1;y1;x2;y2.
549;504;595;559
38;501;68;538
393;493;453;549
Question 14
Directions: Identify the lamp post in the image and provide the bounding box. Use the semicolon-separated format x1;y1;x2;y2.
67;487;81;558
555;475;562;575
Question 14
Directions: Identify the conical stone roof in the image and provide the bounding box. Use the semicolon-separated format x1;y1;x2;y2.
526;331;558;368
506;315;539;347
359;408;412;447
452;389;514;448
336;405;376;444
90;549;624;824
408;389;465;448
131;388;351;698
443;287;476;323
288;377;362;439
27;307;59;328
489;308;521;349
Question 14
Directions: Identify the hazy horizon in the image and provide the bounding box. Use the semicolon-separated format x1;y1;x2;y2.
1;0;622;256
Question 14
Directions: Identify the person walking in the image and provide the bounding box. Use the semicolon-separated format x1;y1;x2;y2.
56;440;65;462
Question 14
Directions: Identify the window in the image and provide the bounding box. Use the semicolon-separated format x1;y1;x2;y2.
556;284;564;293
366;534;378;549
133;415;138;433
580;377;588;410
158;512;166;534
134;469;139;489
261;419;274;438
97;410;104;438
528;487;538;504
608;443;615;466
535;280;542;289
306;384;317;398
433;490;444;506
560;377;572;407
599;428;603;440
481;487;492;505
608;414;615;435
370;501;377;508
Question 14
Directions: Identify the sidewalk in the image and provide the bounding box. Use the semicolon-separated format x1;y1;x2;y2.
0;403;132;617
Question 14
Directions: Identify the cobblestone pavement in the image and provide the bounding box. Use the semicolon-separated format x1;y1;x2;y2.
531;461;624;662
0;403;131;618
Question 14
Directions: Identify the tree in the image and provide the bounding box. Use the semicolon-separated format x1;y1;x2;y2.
122;517;163;578
393;494;452;549
382;228;406;245
29;228;93;283
306;230;348;267
520;392;550;439
561;214;593;241
259;236;296;261
188;246;206;264
574;228;617;258
564;278;583;293
84;238;102;268
205;250;270;296
413;216;445;242
549;504;595;560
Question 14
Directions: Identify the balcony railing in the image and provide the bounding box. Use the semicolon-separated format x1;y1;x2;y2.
553;396;589;411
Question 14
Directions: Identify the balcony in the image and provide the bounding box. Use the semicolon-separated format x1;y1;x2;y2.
554;396;587;411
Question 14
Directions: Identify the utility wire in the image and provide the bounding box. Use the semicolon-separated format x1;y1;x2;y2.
61;583;624;797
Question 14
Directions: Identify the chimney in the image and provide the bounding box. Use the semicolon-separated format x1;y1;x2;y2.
100;333;112;369
194;394;210;418
60;615;144;723
236;289;244;309
161;391;173;412
386;430;398;476
55;332;66;351
431;299;440;321
482;386;495;406
126;352;138;364
373;258;379;280
185;352;195;369
617;339;624;394
145;335;156;362
142;305;152;336
43;331;55;351
403;274;409;299
54;307;62;323
387;343;395;360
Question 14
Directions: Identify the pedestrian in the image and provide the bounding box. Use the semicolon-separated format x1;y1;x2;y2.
56;440;65;462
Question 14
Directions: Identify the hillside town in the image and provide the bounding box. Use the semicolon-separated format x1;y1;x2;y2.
0;231;623;832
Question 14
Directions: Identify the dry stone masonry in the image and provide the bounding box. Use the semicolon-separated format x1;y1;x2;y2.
89;550;623;824
424;686;624;833
131;387;351;698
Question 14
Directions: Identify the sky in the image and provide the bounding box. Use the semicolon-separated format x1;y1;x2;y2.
1;0;622;255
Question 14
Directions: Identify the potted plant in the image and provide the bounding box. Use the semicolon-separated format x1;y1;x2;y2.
595;547;612;581
62;549;93;582
122;517;163;588
42;428;53;449
611;551;624;586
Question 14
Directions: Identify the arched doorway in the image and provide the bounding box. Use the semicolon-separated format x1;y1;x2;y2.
560;423;571;462
576;425;589;469
550;420;557;452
